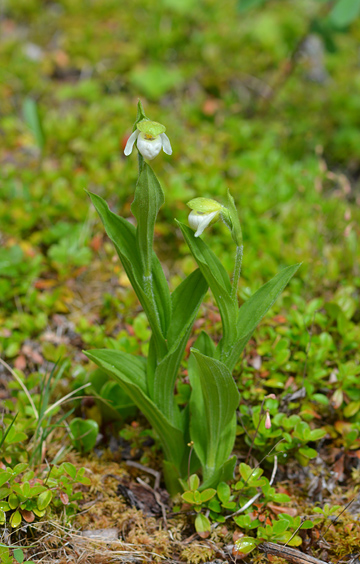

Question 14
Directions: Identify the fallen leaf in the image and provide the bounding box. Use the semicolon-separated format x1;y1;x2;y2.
21;510;35;523
268;503;297;516
333;454;345;481
198;531;210;539
60;492;69;505
14;355;26;371
233;531;244;543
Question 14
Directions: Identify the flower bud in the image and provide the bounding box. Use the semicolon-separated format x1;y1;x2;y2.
188;210;220;237
264;410;271;429
187;198;223;237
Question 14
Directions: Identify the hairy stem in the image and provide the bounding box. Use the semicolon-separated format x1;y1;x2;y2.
231;245;243;306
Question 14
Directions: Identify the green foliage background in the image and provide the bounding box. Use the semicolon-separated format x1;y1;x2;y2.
1;0;360;453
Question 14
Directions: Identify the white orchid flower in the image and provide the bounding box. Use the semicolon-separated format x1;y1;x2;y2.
187;197;223;237
188;210;220;237
124;119;172;161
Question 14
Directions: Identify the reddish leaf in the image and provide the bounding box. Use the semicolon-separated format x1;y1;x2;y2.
14;355;26;371
333;454;345;481
233;531;244;543
34;279;57;289
268;503;297;516
90;234;103;252
272;315;287;323
60;492;69;505
21;510;35;523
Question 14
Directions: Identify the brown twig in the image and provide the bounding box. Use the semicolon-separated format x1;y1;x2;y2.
259;541;328;564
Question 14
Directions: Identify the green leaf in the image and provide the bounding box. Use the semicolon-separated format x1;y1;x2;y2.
22;482;30;498
200;488;216;503
235;537;259;554
22;98;45;151
298;447;318;459
226;264;300;370
61;462;77;479
188;332;215;472
194;513;211;534
217;482;230;503
8;494;19;510
177;221;237;350
131;163;165;277
150;269;207;423
85;349;187;474
167;269;208;349
309;428;327;441
0;487;11;500
0;413;18;450
189;349;240;484
277;531;302;546
12;463;28;476
10;510;22;528
4;425;27;445
37;490;52;510
188;474;200;491
344;401;360;418
13;549;24;564
0;472;13;488
88;192;170;359
329;0;360;28
69;418;99;453
300;520;314;530
28;486;46;498
182;491;195;504
272;519;289;535
239;463;253;482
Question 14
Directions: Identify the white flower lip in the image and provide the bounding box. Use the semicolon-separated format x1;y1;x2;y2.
137;132;162;160
188;210;219;237
124;127;172;160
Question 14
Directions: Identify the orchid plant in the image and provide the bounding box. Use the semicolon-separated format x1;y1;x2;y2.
85;102;299;494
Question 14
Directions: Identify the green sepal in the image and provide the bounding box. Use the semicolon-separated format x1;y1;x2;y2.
187;197;223;213
137;119;166;137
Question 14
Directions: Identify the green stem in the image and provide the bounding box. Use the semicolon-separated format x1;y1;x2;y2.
231;245;243;306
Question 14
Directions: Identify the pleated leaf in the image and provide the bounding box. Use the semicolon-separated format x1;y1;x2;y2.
85;349;186;470
89;192;170;359
225;263;300;371
176;222;237;347
150;269;208;424
189;348;240;485
131;163;165;277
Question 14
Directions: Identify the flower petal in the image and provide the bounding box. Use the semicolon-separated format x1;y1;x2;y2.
124;130;139;156
194;211;219;237
160;133;172;155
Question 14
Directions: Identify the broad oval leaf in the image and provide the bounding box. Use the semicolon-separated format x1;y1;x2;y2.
37;490;52;511
69;418;99;454
9;510;22;528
